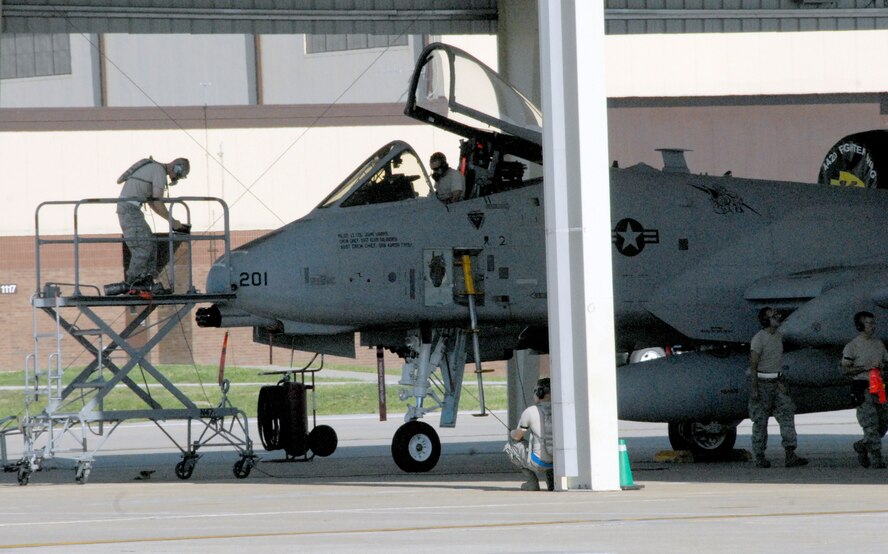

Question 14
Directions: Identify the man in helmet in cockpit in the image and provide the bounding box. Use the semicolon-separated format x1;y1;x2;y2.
429;152;464;203
109;157;191;294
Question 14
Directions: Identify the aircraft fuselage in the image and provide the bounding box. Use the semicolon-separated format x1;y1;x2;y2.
207;164;888;355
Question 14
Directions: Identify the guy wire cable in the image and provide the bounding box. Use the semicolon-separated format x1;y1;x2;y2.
49;5;417;230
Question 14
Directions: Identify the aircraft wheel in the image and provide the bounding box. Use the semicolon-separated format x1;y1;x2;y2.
628;347;666;364
308;424;338;457
391;421;441;473
668;422;737;460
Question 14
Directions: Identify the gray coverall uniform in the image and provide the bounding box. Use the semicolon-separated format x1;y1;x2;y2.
117;161;168;283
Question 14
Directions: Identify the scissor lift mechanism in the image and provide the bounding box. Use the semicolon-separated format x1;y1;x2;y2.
13;197;256;485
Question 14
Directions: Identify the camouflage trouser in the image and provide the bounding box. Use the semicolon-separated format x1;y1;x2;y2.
855;391;888;457
117;203;155;283
749;379;798;457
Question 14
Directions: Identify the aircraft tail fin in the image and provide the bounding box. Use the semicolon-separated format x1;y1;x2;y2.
819;130;888;188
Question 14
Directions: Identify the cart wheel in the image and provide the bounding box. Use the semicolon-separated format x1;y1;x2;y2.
233;457;253;479
308;425;338;457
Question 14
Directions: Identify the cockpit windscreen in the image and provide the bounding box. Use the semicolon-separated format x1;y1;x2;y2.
318;141;432;209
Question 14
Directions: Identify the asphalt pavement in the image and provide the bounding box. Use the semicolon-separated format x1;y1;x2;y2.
1;409;887;553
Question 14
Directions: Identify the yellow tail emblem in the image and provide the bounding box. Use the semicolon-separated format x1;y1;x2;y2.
830;171;866;187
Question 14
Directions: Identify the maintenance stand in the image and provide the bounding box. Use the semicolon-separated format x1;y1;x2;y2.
10;197;255;485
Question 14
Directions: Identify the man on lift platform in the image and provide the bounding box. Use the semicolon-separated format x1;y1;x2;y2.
105;157;191;296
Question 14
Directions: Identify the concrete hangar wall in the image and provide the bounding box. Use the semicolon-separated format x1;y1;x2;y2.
0;32;497;373
605;30;888;183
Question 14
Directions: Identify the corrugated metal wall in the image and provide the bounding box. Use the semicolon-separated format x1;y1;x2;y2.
0;0;498;35
605;0;888;34
6;0;888;36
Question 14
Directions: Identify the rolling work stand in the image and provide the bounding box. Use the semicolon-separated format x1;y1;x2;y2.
14;197;255;485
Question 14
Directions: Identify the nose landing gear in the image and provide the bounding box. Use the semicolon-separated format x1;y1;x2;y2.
391;420;441;473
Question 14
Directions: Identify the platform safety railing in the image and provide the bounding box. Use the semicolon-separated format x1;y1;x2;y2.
33;196;232;297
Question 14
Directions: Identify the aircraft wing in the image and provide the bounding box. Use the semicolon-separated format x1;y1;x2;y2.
759;265;888;346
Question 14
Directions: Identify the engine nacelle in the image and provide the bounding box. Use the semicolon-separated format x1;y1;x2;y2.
617;347;852;423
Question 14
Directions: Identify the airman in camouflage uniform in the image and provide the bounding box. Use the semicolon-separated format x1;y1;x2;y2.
841;311;888;468
749;307;807;468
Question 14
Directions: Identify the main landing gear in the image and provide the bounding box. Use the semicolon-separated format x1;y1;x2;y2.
668;421;738;460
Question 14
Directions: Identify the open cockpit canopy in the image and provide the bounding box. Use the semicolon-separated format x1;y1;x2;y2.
405;43;543;165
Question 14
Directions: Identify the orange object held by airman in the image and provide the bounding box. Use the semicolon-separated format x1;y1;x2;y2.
869;368;887;404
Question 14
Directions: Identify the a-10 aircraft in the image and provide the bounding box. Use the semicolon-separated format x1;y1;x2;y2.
197;42;887;470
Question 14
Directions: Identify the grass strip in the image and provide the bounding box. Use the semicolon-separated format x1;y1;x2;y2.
0;382;507;419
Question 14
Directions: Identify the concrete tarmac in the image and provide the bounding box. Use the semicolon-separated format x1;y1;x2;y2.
1;409;887;553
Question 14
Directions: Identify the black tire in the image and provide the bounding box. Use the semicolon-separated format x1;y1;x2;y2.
308;425;338;457
667;422;693;451
175;460;194;480
668;421;737;460
233;458;252;479
391;421;441;472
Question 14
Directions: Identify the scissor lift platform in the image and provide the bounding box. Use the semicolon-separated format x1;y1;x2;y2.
13;196;256;485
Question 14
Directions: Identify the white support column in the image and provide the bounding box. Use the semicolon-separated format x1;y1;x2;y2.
539;1;620;491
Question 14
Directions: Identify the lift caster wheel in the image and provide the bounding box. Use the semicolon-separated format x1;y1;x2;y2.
233;456;255;479
75;461;92;484
175;456;198;480
17;465;30;486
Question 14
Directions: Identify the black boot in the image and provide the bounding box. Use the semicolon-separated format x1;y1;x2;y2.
520;469;540;491
127;276;170;296
129;275;153;289
785;448;808;468
854;440;870;468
